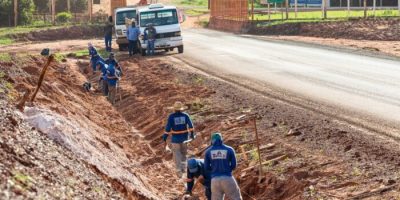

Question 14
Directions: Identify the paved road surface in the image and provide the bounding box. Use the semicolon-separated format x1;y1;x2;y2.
176;28;400;133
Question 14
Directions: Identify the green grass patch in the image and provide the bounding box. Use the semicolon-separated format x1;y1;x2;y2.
252;9;399;21
0;37;14;45
54;53;66;62
185;8;209;16
0;53;12;62
173;0;208;7
68;48;109;59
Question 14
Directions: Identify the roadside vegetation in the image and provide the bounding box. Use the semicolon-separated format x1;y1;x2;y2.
253;9;399;21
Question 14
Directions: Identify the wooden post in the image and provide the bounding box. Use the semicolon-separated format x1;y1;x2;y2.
285;0;289;20
13;0;18;26
251;0;254;21
398;0;400;17
322;0;327;19
253;115;263;178
30;55;55;102
67;0;71;13
268;2;271;20
51;0;55;25
295;0;298;18
347;0;350;17
372;0;376;17
88;0;92;22
363;0;367;18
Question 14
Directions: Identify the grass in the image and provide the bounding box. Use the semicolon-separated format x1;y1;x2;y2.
252;9;399;21
174;0;208;7
68;48;109;59
185;8;209;16
0;24;57;46
0;53;12;62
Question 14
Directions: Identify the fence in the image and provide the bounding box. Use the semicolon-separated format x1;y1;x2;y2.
209;0;249;32
31;12;108;24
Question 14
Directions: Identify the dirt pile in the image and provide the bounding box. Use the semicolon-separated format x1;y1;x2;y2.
9;25;103;42
0;96;121;198
250;18;400;41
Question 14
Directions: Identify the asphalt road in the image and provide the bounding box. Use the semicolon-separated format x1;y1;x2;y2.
176;28;400;133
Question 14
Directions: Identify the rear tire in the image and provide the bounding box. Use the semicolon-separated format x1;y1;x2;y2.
178;45;184;54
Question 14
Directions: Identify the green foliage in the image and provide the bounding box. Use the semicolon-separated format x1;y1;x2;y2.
174;0;208;7
54;53;66;62
0;37;13;45
0;0;35;26
56;12;72;23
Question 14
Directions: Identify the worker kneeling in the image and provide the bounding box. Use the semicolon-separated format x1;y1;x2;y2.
205;133;242;200
185;158;212;200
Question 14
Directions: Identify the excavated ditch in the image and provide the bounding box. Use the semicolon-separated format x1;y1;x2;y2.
3;46;400;200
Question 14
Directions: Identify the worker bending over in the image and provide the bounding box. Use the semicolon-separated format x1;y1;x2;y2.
88;43;103;74
186;158;212;200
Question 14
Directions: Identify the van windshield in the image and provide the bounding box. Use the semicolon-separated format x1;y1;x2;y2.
139;9;178;27
116;10;136;25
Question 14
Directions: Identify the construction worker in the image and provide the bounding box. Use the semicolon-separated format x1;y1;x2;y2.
162;101;195;177
106;63;119;104
96;61;108;96
105;52;122;76
126;21;140;57
185;158;212;200
104;16;114;52
144;23;157;56
88;43;104;74
204;132;242;200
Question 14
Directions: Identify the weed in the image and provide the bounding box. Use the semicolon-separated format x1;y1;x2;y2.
351;167;362;177
249;149;259;162
0;53;12;62
12;171;33;188
0;71;5;78
0;37;14;45
94;186;102;193
54;53;66;62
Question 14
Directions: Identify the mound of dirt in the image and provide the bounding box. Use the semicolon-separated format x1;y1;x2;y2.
250;18;400;41
9;25;104;42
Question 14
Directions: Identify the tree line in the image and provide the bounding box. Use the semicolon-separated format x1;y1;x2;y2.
0;0;88;26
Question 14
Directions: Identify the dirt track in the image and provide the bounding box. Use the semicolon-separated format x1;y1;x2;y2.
2;24;400;199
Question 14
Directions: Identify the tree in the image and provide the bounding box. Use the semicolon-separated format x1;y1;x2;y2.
33;0;48;12
0;0;35;26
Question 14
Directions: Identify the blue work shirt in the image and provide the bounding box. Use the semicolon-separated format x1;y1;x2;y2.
165;112;194;143
106;64;118;86
97;61;108;80
126;26;140;41
204;139;237;178
187;159;211;192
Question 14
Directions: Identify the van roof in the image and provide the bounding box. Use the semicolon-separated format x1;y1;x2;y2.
138;4;177;12
115;6;137;13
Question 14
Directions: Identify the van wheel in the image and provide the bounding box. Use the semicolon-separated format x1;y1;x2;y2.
178;45;184;54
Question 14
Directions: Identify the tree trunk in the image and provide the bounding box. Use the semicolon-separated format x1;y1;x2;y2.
14;0;18;26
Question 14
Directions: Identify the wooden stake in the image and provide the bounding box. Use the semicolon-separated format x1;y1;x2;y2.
30;55;55;102
253;115;263;177
251;0;254;21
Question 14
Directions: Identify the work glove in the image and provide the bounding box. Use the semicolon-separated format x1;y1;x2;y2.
190;132;196;140
162;133;169;142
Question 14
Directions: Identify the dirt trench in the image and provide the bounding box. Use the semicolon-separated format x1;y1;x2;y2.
3;39;400;199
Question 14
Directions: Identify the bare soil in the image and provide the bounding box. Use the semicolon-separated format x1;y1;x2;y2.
2;25;400;199
249;18;400;41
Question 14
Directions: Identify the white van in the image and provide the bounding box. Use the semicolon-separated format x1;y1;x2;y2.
137;4;184;56
114;7;137;51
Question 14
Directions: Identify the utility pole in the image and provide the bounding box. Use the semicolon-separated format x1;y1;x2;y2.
51;0;55;25
14;0;18;26
363;0;367;18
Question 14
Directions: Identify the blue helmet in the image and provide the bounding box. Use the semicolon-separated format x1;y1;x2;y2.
187;158;199;173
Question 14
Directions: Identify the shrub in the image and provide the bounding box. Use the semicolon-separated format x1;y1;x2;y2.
56;12;72;24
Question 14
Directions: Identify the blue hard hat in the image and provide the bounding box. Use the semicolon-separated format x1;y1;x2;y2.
187;158;198;173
